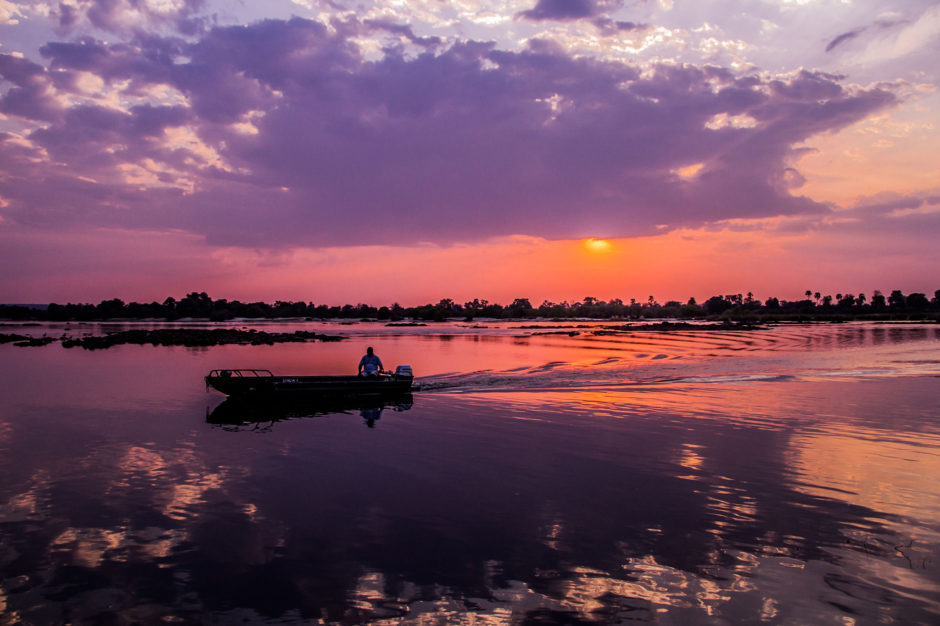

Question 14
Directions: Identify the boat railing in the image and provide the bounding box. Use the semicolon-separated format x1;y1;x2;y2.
207;369;274;378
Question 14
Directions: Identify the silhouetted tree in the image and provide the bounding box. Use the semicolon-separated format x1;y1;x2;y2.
907;293;930;310
507;298;534;318
838;294;855;309
436;298;461;317
704;296;732;314
888;290;906;309
97;298;126;318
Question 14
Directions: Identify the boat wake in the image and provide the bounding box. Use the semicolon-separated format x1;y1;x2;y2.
413;341;940;395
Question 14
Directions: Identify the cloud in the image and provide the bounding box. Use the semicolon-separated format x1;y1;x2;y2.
825;7;939;63
0;15;899;248
0;0;27;26
53;0;209;36
825;19;907;53
591;17;647;35
848;191;940;219
362;18;443;49
825;28;865;53
856;5;940;63
0;54;64;122
518;0;620;22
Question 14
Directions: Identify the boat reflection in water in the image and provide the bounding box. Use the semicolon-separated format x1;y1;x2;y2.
207;392;414;430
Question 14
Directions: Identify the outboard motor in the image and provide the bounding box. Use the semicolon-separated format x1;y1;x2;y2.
394;365;413;379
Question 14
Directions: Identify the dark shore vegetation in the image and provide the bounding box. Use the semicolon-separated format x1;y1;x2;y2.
0;333;30;343
62;328;345;350
2;289;939;324
0;333;56;347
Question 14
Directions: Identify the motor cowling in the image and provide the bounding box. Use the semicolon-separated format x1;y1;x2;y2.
394;365;413;378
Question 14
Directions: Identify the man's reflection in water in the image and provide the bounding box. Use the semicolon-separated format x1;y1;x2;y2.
361;406;383;428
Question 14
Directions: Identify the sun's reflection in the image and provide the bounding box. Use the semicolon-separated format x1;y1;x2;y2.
164;472;225;521
676;442;705;480
705;485;759;526
785;429;940;522
344;553;782;622
117;445;165;474
784;426;940;603
350;571;389;611
0;470;49;523
134;527;188;562
51;527;125;568
760;597;779;621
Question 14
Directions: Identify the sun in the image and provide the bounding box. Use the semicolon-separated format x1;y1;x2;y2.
584;238;613;253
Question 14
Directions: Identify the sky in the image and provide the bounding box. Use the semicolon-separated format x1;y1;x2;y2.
0;0;938;306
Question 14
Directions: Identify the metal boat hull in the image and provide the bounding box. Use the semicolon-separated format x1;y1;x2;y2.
206;369;414;397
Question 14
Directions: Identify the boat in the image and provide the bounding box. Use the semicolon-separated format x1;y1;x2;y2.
205;365;415;398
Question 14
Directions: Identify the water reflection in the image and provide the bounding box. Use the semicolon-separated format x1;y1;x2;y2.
0;324;938;623
206;393;414;430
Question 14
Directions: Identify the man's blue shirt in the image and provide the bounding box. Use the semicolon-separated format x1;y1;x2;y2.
359;353;383;373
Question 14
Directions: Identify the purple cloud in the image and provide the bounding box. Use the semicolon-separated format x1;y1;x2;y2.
518;0;620;22
831;197;940;243
0;16;899;248
825;28;864;53
851;193;936;218
362;19;443;49
0;54;62;122
53;0;209;36
592;18;647;35
825;19;907;53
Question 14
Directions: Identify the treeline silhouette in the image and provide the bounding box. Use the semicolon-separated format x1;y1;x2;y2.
2;290;939;322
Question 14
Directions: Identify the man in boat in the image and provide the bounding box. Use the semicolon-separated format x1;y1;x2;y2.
358;346;383;377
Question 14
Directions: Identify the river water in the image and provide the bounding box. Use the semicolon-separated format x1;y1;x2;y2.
1;320;939;624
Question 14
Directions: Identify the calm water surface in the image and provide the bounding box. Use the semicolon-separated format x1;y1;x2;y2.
1;321;939;624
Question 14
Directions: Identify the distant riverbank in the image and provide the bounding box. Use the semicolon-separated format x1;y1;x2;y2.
0;328;345;350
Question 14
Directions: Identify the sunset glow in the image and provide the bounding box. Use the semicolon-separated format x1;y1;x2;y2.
584;238;613;254
3;4;939;618
0;0;937;305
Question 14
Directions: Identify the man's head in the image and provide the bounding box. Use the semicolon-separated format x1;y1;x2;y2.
366;347;374;355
